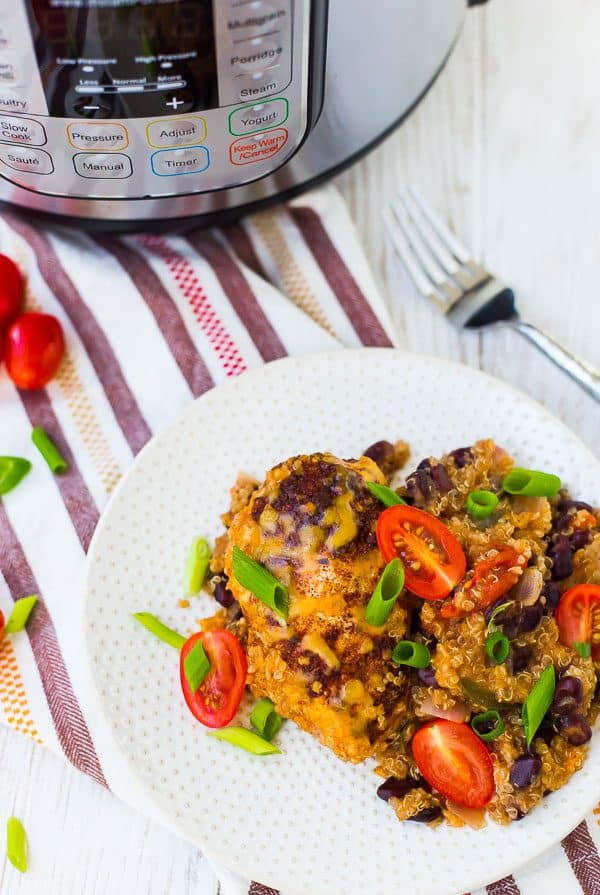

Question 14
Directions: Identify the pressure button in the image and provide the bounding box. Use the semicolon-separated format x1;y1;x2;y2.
67;122;129;152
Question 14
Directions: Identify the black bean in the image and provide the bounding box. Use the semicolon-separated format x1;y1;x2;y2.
406;467;433;503
507;644;532;675
571;530;592;552
541;581;561;612
417;458;432;471
431;463;452;493
500;603;543;640
552;513;573;533
559;499;594;514
364;440;396;473
553;676;583;712
251;496;267;522
376;776;429;802
484;598;508;624
408;806;442;823
510;755;542;789
213;579;236;609
556;711;592;746
417;666;440;688
549;535;574;580
449;447;473;469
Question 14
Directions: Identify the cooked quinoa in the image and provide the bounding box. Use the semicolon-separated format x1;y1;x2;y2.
209;437;600;828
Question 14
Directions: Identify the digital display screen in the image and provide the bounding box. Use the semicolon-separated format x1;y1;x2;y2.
27;0;218;119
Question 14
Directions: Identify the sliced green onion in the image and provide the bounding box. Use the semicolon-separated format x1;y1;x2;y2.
392;640;430;669
6;817;27;873
466;489;499;519
0;457;31;496
485;631;510;665
471;710;504;742
232;546;289;620
502;467;561;498
132;612;186;650
184;537;211;596
250;698;284;742
365;558;405;626
522;664;555;746
5;596;38;634
574;641;592;659
208;726;282;755
486;601;514;634
183;640;210;693
367;482;406;506
31;427;67;474
460;678;505;712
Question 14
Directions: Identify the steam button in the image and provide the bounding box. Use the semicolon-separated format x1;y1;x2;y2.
0;114;46;147
0;145;53;175
66;122;129;151
236;70;285;102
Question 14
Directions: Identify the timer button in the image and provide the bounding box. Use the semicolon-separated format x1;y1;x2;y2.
229;98;288;136
0;114;46;147
66;122;129;151
0;145;53;175
150;146;210;176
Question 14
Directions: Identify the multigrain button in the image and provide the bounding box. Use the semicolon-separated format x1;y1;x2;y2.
66;122;129;151
0;145;53;175
150;145;210;176
146;116;207;149
73;152;132;179
0;114;46;146
229;98;288;136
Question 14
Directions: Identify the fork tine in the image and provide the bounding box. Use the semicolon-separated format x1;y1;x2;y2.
382;207;447;309
407;186;473;265
390;196;463;305
401;191;462;275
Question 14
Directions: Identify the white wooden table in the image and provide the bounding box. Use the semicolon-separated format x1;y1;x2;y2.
1;0;598;891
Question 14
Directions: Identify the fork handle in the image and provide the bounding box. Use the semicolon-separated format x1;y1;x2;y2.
508;320;600;403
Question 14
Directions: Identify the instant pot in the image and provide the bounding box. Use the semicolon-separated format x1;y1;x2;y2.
0;0;485;230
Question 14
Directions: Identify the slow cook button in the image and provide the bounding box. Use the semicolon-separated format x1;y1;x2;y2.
150;145;210;176
0;145;53;175
146;116;207;149
229;97;288;136
67;122;129;151
73;152;132;179
229;127;288;165
0;114;46;146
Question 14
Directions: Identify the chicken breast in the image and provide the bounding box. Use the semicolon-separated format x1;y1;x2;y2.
224;452;410;763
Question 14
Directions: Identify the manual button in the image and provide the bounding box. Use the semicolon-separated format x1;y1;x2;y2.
150;146;210;176
0;114;46;146
146;116;207;149
67;122;129;151
0;145;53;175
73;152;132;179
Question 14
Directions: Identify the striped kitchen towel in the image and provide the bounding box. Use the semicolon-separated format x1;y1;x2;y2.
0;185;598;895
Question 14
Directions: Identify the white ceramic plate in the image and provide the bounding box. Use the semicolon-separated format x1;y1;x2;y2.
85;349;600;895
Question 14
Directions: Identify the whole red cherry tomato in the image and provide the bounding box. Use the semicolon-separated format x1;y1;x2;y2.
4;312;65;390
0;254;23;331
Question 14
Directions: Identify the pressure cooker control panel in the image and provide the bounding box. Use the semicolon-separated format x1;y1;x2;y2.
0;0;311;200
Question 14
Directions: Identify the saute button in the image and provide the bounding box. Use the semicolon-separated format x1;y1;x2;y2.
146;116;207;149
73;152;132;179
229;127;288;165
0;145;53;175
0;114;46;146
66;122;129;151
229;98;288;136
150;145;210;176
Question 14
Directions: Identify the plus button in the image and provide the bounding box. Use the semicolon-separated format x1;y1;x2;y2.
166;96;184;110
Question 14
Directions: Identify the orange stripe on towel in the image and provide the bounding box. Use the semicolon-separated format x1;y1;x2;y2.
0;636;42;745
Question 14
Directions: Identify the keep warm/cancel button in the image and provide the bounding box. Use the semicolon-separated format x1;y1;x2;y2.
229;128;288;166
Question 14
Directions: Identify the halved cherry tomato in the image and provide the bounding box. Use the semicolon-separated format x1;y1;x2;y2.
180;630;247;729
376;505;466;600
4;312;65;390
556;584;600;661
412;719;495;808
441;544;527;618
0;254;23;331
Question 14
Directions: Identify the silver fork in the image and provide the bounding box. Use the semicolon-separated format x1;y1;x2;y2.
383;188;600;404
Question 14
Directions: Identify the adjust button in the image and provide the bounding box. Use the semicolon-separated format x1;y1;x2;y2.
73;152;132;179
146;116;207;149
150;145;210;176
229;98;288;136
0;114;46;146
0;145;53;175
67;122;129;151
